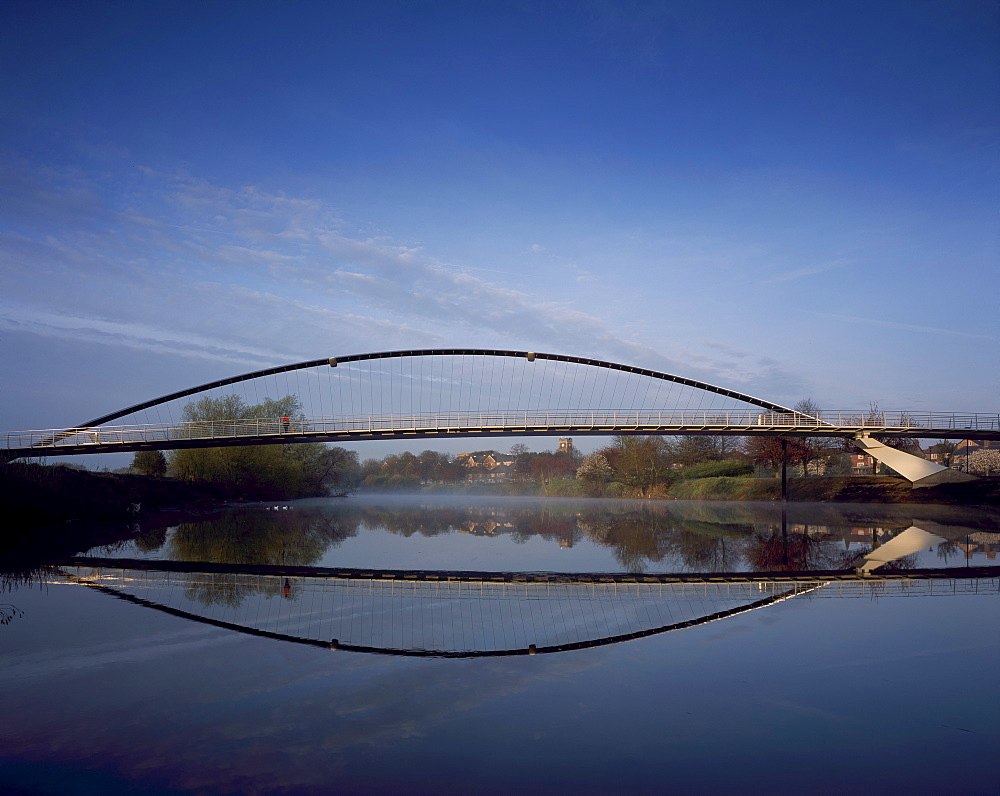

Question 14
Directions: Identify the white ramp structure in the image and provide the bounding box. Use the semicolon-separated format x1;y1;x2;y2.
858;526;945;572
851;435;977;488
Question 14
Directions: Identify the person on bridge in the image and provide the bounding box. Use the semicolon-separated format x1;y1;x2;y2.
281;416;290;433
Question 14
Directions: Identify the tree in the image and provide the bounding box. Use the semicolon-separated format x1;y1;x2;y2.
928;441;957;468
792;398;835;475
168;394;357;497
530;452;576;494
576;453;613;495
510;448;536;482
131;450;167;477
417;449;450;482
743;435;812;476
292;445;360;495
667;436;720;466
611;435;671;496
968;448;1000;476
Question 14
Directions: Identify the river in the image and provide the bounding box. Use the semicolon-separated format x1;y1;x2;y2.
2;495;998;793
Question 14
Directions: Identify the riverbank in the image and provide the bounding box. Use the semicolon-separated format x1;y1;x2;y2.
366;474;1000;505
665;475;1000;505
1;463;239;529
8;465;997;534
0;464;240;577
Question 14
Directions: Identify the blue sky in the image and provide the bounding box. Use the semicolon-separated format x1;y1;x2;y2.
2;0;998;461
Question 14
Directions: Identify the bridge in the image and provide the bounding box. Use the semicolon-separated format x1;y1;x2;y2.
5;348;999;485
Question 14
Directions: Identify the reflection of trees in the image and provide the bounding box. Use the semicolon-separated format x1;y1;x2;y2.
0;602;23;625
577;511;754;572
662;528;740;572
133;525;169;553
131;499;995;593
351;501;764;572
519;510;579;547
354;504;583;547
182;572;287;608
358;506;468;537
89;535;140;557
167;509;359;607
744;523;931;573
745;529;817;571
743;523;857;572
936;540;961;564
594;514;670;572
168;509;359;567
329;500;996;576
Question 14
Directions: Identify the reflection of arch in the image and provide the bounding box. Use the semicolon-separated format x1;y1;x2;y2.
56;561;998;658
58;568;817;658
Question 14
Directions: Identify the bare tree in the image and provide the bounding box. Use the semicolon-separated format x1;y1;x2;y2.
792;398;836;475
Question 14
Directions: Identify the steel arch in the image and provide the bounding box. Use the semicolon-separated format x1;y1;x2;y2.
75;348;797;430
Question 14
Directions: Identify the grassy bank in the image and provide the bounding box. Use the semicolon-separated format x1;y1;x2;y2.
666;475;1000;505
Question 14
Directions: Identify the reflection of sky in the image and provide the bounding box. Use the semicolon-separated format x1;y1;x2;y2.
2;574;998;793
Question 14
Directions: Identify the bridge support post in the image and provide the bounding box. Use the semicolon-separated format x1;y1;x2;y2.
850;435;976;488
780;438;788;501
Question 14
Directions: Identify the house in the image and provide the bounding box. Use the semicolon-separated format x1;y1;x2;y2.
457;451;516;480
850;452;876;475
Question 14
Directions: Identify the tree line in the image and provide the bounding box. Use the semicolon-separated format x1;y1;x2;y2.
129;394;970;498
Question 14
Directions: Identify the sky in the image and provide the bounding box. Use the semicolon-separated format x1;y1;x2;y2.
2;0;998;465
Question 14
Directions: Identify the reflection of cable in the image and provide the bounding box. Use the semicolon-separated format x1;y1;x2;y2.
58;566;827;658
57;565;999;660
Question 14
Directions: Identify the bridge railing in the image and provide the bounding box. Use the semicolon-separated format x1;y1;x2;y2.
4;410;1000;452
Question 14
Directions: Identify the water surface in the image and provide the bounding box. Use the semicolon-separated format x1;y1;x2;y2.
2;495;998;793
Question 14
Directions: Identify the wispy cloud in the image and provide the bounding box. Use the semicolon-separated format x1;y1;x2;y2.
1;160;805;398
764;259;853;283
804;311;998;340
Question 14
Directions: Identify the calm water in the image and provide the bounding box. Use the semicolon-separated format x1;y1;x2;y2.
2;495;999;794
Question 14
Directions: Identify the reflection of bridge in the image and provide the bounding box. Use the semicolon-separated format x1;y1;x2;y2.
55;559;999;658
5;349;998;483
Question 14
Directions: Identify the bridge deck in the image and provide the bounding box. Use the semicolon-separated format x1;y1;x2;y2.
6;410;1000;457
